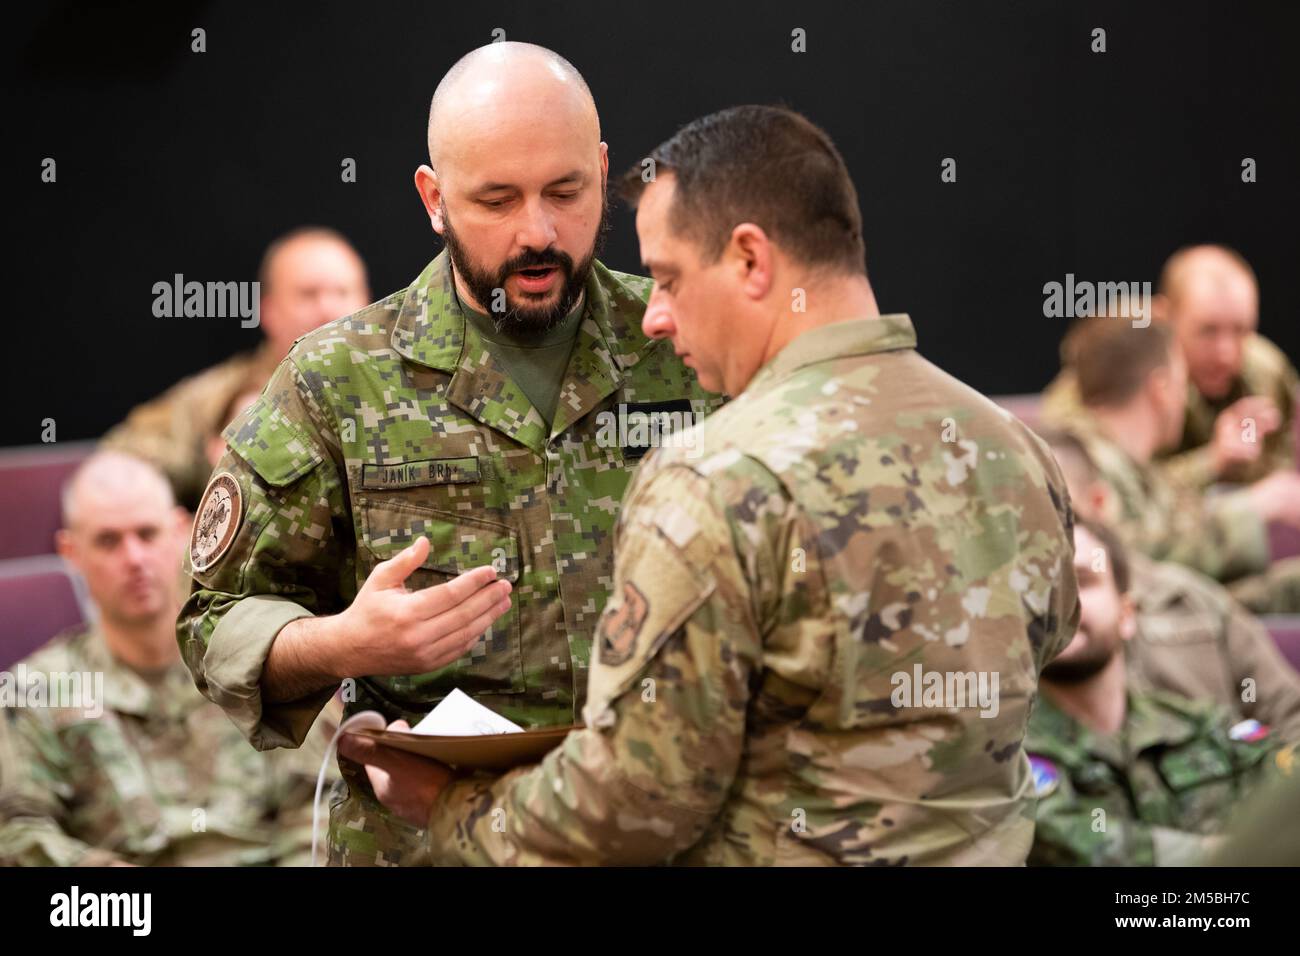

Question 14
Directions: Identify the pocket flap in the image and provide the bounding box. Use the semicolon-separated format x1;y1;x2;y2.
360;498;521;583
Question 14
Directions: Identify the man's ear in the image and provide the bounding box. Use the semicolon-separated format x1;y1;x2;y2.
414;166;445;234
1086;481;1113;523
1118;594;1137;642
1151;293;1170;324
727;223;773;300
55;528;77;568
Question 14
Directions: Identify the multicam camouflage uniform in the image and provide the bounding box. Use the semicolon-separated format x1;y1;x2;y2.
102;343;280;511
0;624;333;866
1060;416;1300;613
1027;689;1286;866
177;251;718;866
424;314;1080;865
1041;333;1298;489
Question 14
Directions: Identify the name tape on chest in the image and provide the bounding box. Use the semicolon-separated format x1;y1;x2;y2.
361;457;481;489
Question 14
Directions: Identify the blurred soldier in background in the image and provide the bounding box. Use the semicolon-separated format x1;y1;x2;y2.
1028;519;1286;866
1041;428;1300;740
1043;244;1298;489
0;452;335;866
1051;316;1300;613
102;228;370;510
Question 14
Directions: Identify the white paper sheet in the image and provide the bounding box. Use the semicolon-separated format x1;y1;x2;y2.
409;688;524;736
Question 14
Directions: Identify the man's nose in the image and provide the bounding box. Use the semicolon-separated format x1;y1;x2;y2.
516;198;558;251
641;295;675;340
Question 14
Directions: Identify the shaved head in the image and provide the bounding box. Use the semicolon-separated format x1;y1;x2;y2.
1159;244;1258;308
427;42;598;172
63;450;174;531
58;451;183;629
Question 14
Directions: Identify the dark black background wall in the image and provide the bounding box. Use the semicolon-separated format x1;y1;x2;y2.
6;0;1298;448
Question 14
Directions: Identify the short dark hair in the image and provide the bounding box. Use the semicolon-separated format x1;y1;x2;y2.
1036;426;1099;486
620;105;866;276
1061;316;1175;408
1074;516;1131;594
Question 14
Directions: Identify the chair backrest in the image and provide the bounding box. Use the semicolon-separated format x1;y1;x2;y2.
0;556;91;670
1264;616;1300;673
0;442;96;561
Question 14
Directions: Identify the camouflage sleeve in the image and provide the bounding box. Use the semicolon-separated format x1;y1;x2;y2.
0;709;124;866
1158;444;1219;493
1265;351;1298;474
425;458;778;865
1222;599;1300;741
1150;488;1270;582
177;355;355;752
1029;782;1219;866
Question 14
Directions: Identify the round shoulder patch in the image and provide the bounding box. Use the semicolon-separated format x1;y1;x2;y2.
1028;754;1060;798
191;472;243;572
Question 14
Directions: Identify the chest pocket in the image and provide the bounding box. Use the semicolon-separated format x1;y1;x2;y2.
358;496;524;707
1156;740;1235;791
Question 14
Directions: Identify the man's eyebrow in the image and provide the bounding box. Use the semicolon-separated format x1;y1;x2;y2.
473;171;585;194
642;258;677;276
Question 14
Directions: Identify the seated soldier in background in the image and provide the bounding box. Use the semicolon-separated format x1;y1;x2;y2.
1040;428;1300;740
1028;519;1287;866
1052;315;1300;613
0;452;336;866
1043;244;1298;489
102;227;370;510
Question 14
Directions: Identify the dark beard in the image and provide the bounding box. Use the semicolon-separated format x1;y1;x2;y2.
441;192;610;339
1041;636;1118;684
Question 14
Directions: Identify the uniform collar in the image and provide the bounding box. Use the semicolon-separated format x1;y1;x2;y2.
391;251;662;450
744;314;918;396
80;623;203;720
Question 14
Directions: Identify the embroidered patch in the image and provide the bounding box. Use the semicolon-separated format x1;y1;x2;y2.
598;582;649;666
1028;754;1060;798
191;472;242;572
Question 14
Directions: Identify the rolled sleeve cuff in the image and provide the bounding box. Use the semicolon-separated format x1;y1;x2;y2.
204;595;331;751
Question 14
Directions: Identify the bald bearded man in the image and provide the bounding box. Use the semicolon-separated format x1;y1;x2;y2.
177;42;717;865
1043;244;1298;490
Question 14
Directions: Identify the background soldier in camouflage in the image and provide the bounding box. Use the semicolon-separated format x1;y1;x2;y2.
1042;244;1297;490
103;227;370;510
1041;429;1300;739
345;105;1079;866
1028;520;1285;866
1052;316;1300;613
177;43;716;866
0;453;333;866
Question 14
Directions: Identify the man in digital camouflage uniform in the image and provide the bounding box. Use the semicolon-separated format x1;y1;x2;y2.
346;105;1080;865
0;452;330;866
1028;519;1286;866
1041;244;1297;490
177;43;717;866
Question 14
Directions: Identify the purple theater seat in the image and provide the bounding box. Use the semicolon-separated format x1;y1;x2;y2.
1264;616;1300;673
0;557;90;670
0;442;96;561
990;394;1043;432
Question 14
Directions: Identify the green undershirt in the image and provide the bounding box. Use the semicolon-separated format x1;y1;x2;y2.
459;287;585;431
